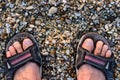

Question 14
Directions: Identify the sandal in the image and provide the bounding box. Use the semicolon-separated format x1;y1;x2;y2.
3;33;42;80
76;32;115;80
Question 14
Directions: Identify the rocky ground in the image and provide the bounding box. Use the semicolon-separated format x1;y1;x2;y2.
0;0;120;80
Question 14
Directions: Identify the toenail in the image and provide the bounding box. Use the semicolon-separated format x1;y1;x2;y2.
104;45;108;49
106;50;112;57
97;41;103;44
84;39;93;46
24;40;32;45
13;41;20;45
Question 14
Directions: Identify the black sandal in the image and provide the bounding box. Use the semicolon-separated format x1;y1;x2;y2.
2;33;42;80
76;32;115;80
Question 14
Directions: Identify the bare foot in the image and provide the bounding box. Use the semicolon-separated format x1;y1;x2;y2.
6;38;41;80
77;38;111;80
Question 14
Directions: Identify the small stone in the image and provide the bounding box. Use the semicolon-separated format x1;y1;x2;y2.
15;0;20;5
25;12;29;16
0;22;2;28
118;74;120;78
62;0;67;4
28;28;32;31
29;24;35;28
52;39;56;44
79;0;86;3
35;20;41;25
26;6;34;10
48;0;56;5
41;23;45;26
45;41;49;44
48;7;57;15
115;36;120;41
58;68;62;72
104;24;109;31
50;49;56;56
5;23;11;28
117;45;120;50
65;19;72;24
66;49;70;55
9;3;14;8
74;12;81;17
78;3;84;10
42;51;49;55
6;26;10;34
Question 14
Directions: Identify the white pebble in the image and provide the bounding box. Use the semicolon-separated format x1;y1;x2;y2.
66;49;70;55
45;41;49;44
48;0;56;5
26;6;34;10
42;49;49;55
49;7;57;15
29;24;35;28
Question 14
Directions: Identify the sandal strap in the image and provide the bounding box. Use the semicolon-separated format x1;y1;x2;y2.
4;45;42;80
76;47;115;80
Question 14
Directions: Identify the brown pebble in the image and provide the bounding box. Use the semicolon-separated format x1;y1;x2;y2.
0;22;2;28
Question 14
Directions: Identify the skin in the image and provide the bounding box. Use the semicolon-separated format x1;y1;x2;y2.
77;38;111;80
6;38;112;80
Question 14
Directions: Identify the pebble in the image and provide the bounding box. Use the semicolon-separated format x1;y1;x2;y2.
48;0;56;5
26;6;34;10
28;28;32;31
0;22;2;28
35;20;41;25
42;51;49;55
115;36;120;41
117;46;120;50
50;49;56;56
66;49;70;55
65;19;72;24
29;24;35;28
48;7;57;15
9;3;14;8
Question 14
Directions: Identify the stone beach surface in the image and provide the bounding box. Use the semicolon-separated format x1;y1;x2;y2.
0;0;120;80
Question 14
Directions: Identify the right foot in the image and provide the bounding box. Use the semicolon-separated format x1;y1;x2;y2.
6;38;41;80
77;38;112;80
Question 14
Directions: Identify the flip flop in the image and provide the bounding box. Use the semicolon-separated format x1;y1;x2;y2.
76;32;115;80
3;33;42;80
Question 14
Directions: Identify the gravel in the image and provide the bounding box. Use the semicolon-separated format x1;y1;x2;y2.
0;0;120;79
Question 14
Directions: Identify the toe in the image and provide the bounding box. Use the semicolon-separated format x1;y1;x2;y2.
6;51;12;57
23;38;33;50
101;45;108;56
82;38;94;52
9;46;16;56
106;50;112;58
13;41;23;53
94;41;103;55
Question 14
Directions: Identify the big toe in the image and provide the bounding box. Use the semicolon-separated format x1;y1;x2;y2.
82;38;94;52
23;38;33;50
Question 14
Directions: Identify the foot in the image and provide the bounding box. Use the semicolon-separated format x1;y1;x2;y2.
77;38;112;80
6;38;41;80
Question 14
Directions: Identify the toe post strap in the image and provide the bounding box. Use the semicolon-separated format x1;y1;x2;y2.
76;47;115;80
